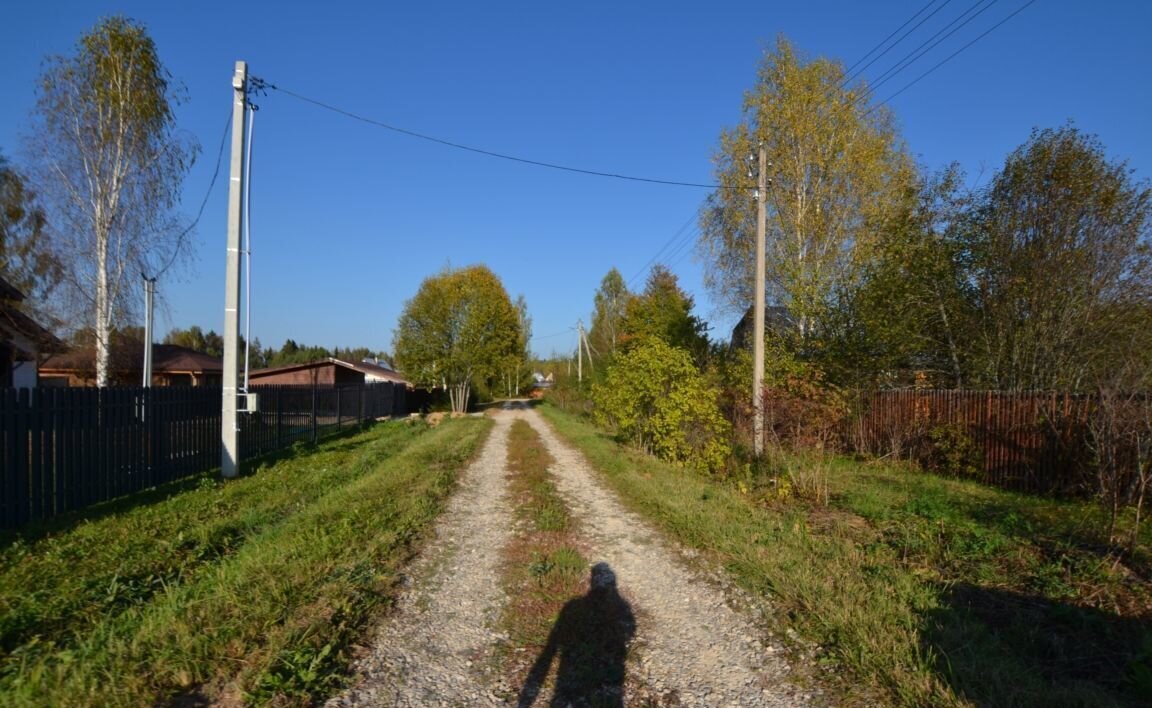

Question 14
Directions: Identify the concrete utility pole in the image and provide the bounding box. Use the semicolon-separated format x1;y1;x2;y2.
222;61;248;479
142;274;156;387
577;320;584;383
753;143;767;457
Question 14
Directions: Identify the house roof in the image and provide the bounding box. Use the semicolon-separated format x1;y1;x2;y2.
41;342;222;375
0;277;26;302
333;358;410;384
0;275;62;353
249;357;411;386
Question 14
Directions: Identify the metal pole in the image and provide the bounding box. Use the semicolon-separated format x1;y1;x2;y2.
222;61;247;478
753;143;767;457
142;275;155;387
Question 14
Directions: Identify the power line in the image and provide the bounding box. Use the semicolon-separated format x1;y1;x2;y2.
842;0;956;87
255;78;724;189
626;210;698;288
530;328;574;342
149;109;231;279
665;225;703;271
871;0;1036;111
866;0;1001;95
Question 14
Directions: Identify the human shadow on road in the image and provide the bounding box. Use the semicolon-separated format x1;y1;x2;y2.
517;562;636;707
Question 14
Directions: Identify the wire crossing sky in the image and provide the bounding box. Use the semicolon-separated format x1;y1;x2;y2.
1;1;1148;358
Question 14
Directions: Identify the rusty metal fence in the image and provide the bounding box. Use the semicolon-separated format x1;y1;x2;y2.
844;389;1098;494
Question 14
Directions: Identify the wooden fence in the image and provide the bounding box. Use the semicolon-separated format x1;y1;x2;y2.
844;390;1097;494
0;382;409;528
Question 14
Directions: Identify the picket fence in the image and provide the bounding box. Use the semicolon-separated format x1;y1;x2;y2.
0;382;408;528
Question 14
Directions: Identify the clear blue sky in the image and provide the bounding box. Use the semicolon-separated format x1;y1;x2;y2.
2;1;1149;359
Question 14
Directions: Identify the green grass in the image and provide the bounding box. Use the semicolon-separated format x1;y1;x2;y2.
540;402;1152;707
501;419;588;650
0;416;491;706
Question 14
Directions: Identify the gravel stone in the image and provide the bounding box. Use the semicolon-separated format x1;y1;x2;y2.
327;407;817;706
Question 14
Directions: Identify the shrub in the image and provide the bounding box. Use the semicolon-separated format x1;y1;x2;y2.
762;367;849;452
590;339;730;473
924;423;983;479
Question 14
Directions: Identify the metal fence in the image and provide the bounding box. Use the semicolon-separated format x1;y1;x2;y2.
0;382;409;528
844;389;1097;494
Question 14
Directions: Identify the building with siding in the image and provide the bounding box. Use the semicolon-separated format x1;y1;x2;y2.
247;358;412;388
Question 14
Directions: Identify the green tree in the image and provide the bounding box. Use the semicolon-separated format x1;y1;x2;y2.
28;16;197;386
163;326;222;356
265;339;331;367
591;338;730;474
699;36;913;345
505;293;532;396
162;326;270;370
964;126;1151;390
619;265;708;363
394;265;523;412
833;166;976;387
0;153;60;325
587;267;630;362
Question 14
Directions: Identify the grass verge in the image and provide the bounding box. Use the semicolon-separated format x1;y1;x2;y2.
0;416;491;706
540;402;1152;707
499;420;590;702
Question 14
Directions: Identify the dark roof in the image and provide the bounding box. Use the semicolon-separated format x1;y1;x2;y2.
42;342;222;374
0;277;26;302
249;357;410;386
0;275;61;351
153;345;224;373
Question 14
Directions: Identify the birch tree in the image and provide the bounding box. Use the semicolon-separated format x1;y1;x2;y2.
699;36;913;345
588;267;630;362
394;265;523;412
27;16;196;386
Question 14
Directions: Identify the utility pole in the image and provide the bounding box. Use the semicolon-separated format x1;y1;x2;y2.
142;274;156;387
753;143;767;457
222;61;248;479
576;320;584;384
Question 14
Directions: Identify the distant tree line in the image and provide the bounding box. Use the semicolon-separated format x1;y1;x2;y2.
162;325;390;371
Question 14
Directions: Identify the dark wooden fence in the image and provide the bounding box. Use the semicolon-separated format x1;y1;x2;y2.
0;382;409;528
845;389;1097;494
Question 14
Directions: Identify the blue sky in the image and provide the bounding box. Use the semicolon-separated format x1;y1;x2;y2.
2;1;1149;359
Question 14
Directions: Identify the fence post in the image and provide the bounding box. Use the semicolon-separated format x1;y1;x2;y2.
14;388;31;526
275;387;283;450
311;383;319;444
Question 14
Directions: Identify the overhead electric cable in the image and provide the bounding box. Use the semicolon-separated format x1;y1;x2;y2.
626;210;698;288
842;0;955;87
871;0;1036;110
255;79;724;189
530;328;575;341
150;109;231;279
866;0;1000;94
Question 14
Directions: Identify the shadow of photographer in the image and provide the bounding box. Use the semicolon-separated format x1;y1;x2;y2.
517;562;636;707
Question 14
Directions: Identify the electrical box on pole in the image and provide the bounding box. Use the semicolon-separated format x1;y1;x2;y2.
222;61;247;478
